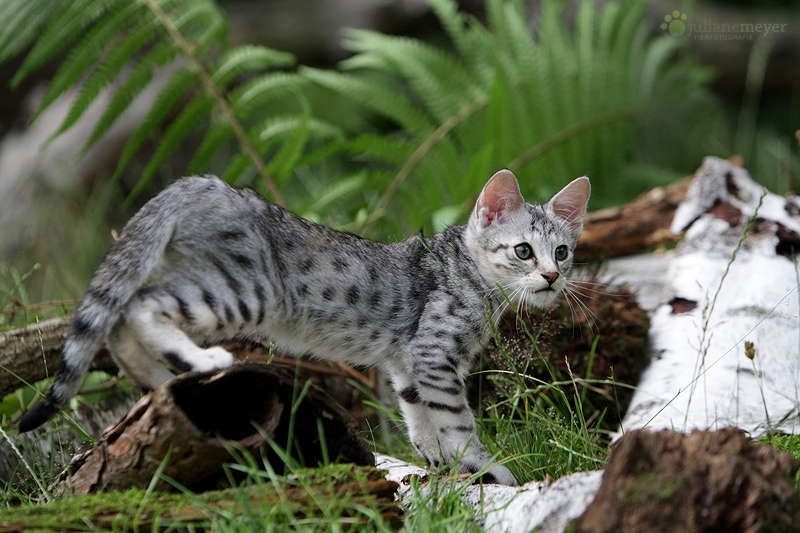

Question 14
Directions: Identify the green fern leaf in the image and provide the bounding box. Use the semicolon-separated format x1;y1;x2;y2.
81;42;177;156
346;134;414;165
254;115;341;144
219;114;341;185
112;67;199;183
302;67;434;135
167;0;228;56
426;0;472;60
46;4;158;137
341;29;483;123
485;0;533;67
296;172;367;221
0;0;58;64
264;111;309;184
126;94;215;206
187;123;236;175
212;45;296;87
228;73;310;117
11;0;125;87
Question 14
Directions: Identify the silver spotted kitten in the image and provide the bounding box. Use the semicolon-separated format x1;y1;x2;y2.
20;169;590;485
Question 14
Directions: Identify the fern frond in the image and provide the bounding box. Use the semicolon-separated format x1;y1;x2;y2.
228;73;310;116
187;123;236;175
484;0;533;67
341;29;483;123
253;115;342;145
0;0;57;64
127;94;215;205
11;0;125;87
47;3;158;137
82;42;177;155
298;172;367;225
112;67;199;182
346;134;415;166
263;111;309;185
426;0;473;61
301;67;435;135
219;114;342;185
213;45;296;87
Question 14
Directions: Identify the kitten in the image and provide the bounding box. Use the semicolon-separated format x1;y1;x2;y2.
19;169;589;485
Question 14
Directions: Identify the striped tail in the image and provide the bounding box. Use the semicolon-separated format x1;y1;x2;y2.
18;184;185;432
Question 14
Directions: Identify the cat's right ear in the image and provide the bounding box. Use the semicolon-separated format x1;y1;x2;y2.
473;169;525;228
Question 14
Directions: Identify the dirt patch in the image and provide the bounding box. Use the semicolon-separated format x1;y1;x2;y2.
482;283;650;430
572;427;800;532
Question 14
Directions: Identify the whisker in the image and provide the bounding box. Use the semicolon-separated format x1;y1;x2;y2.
564;287;600;337
564;284;605;302
567;280;617;296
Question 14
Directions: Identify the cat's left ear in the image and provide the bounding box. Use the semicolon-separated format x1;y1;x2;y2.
473;169;525;228
548;176;591;236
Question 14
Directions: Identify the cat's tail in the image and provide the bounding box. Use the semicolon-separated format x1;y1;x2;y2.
17;181;190;432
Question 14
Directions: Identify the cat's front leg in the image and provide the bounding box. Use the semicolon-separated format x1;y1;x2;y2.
386;360;517;485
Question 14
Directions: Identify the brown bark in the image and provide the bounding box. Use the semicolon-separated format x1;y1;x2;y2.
572;428;800;532
56;362;375;496
576;177;691;262
0;315;116;399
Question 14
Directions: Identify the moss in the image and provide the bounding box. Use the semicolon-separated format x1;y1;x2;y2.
622;469;693;505
0;488;195;531
0;464;397;532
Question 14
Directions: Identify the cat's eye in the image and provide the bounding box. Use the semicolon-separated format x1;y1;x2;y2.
555;245;569;261
514;243;533;260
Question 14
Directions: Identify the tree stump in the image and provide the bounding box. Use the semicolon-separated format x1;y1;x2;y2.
572;428;800;532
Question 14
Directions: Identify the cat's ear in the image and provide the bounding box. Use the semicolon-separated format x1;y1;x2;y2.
473;169;525;228
548;176;591;236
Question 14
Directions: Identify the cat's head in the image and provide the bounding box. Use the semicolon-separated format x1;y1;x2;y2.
465;169;590;309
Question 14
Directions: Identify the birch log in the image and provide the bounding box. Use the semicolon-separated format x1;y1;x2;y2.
617;156;800;437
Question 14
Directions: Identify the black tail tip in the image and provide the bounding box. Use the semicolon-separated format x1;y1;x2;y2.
17;399;60;433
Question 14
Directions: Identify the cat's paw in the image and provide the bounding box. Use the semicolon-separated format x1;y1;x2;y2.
460;453;518;486
479;464;517;486
193;346;235;372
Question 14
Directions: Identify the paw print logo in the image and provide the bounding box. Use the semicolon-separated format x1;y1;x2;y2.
661;10;688;36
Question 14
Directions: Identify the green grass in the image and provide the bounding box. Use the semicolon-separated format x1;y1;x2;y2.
0;463;405;531
761;434;800;493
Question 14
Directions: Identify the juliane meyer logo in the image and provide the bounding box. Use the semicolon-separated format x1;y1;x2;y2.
661;9;788;40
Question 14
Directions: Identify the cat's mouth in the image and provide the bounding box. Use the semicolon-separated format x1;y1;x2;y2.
535;287;555;293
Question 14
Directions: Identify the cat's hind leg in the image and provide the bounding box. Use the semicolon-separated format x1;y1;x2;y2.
107;321;176;389
123;291;235;374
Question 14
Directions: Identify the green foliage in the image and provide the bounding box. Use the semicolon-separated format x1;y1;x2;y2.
0;0;341;207
0;0;723;237
301;0;721;236
761;434;800;492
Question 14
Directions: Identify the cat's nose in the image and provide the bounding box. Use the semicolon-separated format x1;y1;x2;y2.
541;272;559;285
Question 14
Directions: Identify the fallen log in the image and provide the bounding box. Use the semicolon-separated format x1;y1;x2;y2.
617;156;800;437
576;176;690;261
56;362;374;496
